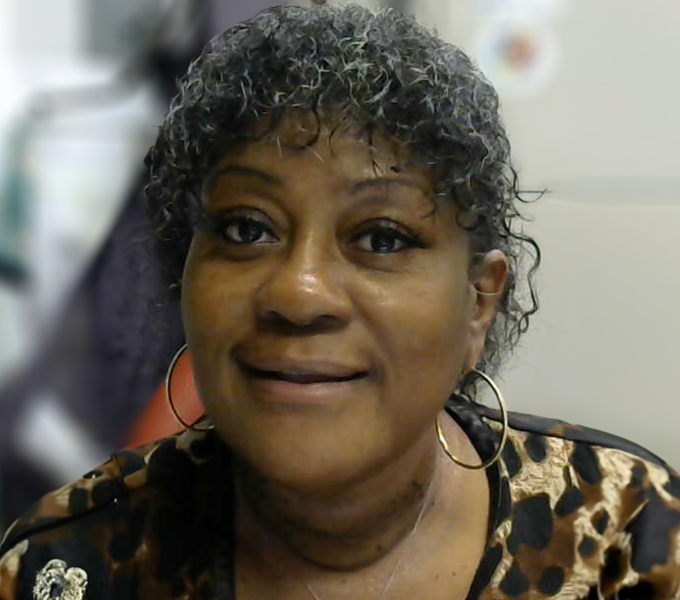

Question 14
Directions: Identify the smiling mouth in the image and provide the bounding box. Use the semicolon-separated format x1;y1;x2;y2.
237;357;368;385
243;365;367;385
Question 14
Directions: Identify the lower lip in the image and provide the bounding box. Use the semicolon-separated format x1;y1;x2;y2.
241;370;367;407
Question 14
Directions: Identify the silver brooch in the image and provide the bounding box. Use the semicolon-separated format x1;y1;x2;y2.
33;559;88;600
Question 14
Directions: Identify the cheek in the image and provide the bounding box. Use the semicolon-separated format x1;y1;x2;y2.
183;249;219;343
182;241;250;340
181;246;254;417
369;271;473;395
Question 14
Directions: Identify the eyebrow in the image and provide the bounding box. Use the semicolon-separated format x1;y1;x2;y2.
351;177;429;196
211;165;428;196
211;165;283;187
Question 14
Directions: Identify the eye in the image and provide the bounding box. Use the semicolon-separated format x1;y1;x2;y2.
351;222;424;255
220;216;278;245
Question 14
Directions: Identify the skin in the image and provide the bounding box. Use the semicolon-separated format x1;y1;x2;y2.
182;117;508;598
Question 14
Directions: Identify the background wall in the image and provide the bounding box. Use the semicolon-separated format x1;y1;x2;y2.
426;0;680;464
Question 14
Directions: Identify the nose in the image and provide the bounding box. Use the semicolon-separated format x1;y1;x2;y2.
254;237;353;331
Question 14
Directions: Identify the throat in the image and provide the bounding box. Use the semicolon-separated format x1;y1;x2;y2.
232;451;442;572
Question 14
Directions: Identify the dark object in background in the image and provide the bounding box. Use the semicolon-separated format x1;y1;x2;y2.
0;260;25;287
0;181;185;526
0;0;211;530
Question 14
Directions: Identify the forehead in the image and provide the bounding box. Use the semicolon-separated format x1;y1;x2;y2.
211;111;439;191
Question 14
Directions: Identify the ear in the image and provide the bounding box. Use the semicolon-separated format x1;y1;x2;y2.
464;250;509;373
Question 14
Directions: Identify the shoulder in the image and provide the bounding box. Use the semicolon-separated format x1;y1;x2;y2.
490;407;669;466
0;428;217;599
485;407;678;496
479;406;680;599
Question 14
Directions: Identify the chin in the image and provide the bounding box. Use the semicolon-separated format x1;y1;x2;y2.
225;424;388;499
267;462;358;499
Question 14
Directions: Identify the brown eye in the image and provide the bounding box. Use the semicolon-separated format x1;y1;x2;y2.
221;217;278;245
351;223;424;255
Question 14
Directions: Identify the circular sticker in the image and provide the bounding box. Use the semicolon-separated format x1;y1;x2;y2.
475;19;558;97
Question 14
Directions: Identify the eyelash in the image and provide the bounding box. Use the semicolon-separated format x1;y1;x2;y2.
205;214;426;255
350;220;426;254
219;216;278;245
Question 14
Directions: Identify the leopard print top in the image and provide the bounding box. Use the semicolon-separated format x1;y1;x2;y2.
2;399;680;600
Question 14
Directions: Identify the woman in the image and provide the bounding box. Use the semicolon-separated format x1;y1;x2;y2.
2;5;680;600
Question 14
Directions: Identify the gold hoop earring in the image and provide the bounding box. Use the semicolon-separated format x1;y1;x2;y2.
436;370;508;471
166;344;211;432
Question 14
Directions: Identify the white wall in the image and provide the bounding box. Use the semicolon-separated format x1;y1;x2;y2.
7;0;84;59
425;0;680;465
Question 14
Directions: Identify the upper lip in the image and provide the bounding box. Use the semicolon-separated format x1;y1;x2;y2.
236;356;368;381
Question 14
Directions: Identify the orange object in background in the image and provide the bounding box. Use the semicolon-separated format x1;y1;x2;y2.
126;350;204;448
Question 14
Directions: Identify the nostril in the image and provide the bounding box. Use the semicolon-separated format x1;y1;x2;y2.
262;311;346;334
254;260;354;330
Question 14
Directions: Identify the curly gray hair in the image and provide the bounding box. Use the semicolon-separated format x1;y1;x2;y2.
145;4;540;383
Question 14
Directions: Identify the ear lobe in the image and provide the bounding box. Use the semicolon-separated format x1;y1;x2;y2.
464;250;509;372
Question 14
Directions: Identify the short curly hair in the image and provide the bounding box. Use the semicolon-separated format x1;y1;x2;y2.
145;3;540;381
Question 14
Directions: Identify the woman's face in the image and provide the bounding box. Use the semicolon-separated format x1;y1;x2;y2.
182;121;506;492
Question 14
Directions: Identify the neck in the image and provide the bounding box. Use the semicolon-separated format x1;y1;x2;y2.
232;428;458;572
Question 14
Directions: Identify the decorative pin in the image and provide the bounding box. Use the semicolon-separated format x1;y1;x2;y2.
33;559;88;600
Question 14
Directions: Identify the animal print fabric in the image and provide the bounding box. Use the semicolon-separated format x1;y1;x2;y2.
1;399;680;599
